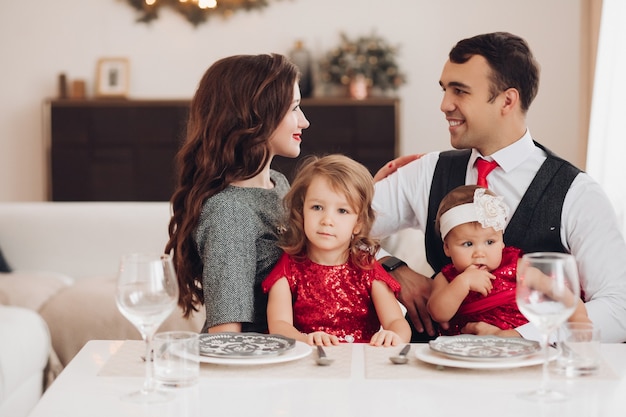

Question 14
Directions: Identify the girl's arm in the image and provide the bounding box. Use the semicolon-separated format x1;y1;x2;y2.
370;280;411;346
266;278;339;345
427;272;470;323
266;278;307;342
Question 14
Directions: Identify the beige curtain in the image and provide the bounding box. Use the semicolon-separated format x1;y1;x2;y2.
587;0;626;236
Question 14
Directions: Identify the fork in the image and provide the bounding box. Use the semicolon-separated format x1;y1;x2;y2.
315;345;334;366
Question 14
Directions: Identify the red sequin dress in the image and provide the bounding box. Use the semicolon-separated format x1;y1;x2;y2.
440;246;527;336
262;252;401;343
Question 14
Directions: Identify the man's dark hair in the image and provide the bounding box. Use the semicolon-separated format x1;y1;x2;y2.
450;32;540;113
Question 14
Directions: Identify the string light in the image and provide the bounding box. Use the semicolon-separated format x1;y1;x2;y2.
126;0;275;26
197;0;217;9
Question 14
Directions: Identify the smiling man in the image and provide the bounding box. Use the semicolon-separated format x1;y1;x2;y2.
372;32;626;343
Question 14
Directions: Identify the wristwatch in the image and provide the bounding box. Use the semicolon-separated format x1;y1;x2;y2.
381;256;407;272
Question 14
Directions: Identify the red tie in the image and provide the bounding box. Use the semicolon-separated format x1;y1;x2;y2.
475;158;499;188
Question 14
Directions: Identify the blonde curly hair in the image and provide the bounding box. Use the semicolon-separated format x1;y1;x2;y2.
279;154;379;269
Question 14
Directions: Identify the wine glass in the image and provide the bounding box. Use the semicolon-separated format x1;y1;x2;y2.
115;253;179;403
516;252;580;402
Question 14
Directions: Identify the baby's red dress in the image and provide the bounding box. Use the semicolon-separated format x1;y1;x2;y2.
440;246;527;336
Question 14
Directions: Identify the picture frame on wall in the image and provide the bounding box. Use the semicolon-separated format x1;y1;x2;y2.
95;58;129;97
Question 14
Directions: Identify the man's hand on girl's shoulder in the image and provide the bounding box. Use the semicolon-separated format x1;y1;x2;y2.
374;154;424;182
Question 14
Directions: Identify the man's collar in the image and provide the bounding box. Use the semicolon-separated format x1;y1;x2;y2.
470;129;533;172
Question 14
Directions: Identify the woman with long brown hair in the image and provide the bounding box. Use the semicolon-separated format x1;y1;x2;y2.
166;53;309;333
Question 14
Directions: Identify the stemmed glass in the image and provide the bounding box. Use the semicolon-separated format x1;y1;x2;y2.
516;252;580;402
115;253;179;403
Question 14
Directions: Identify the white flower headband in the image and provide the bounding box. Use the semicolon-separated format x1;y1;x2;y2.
439;188;510;240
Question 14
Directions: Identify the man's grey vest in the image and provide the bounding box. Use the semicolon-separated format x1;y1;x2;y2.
424;143;581;273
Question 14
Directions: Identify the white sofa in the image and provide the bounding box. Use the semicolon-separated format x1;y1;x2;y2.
0;305;50;417
0;202;205;416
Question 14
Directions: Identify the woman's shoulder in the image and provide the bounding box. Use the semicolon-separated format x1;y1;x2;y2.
270;169;290;192
203;181;282;213
198;191;266;234
201;189;251;215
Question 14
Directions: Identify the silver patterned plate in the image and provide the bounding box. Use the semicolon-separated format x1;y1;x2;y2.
428;335;541;361
198;332;296;358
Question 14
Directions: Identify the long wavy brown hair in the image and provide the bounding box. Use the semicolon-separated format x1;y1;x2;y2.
279;154;380;270
165;54;299;317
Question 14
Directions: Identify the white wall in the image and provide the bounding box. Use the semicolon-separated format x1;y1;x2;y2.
0;0;585;201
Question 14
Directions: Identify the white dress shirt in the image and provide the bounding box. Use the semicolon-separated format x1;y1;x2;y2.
372;130;626;342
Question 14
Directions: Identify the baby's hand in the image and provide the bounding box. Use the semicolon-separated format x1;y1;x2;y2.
462;321;521;338
306;331;340;346
369;330;402;347
568;300;592;324
461;266;496;296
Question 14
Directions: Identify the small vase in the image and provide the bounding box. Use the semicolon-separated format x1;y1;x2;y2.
348;74;368;100
289;40;313;98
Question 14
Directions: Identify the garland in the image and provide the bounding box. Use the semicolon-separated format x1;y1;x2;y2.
126;0;272;26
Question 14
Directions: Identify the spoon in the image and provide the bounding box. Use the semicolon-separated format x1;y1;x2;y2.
389;344;411;364
316;345;335;366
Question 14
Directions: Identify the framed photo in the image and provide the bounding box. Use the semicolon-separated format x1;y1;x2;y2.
95;58;129;97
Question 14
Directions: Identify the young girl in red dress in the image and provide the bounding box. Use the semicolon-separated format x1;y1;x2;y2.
262;154;411;346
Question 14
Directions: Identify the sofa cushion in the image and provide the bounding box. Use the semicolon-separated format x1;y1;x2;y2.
0;247;10;272
0;271;73;311
39;276;205;366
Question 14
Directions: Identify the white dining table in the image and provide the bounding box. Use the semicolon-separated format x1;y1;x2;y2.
28;340;626;417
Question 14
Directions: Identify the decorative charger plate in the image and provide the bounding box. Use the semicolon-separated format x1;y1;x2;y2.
415;345;556;370
197;341;311;365
198;332;296;358
428;335;541;361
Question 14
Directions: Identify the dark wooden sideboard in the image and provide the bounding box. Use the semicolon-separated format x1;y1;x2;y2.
46;99;189;201
46;98;399;201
